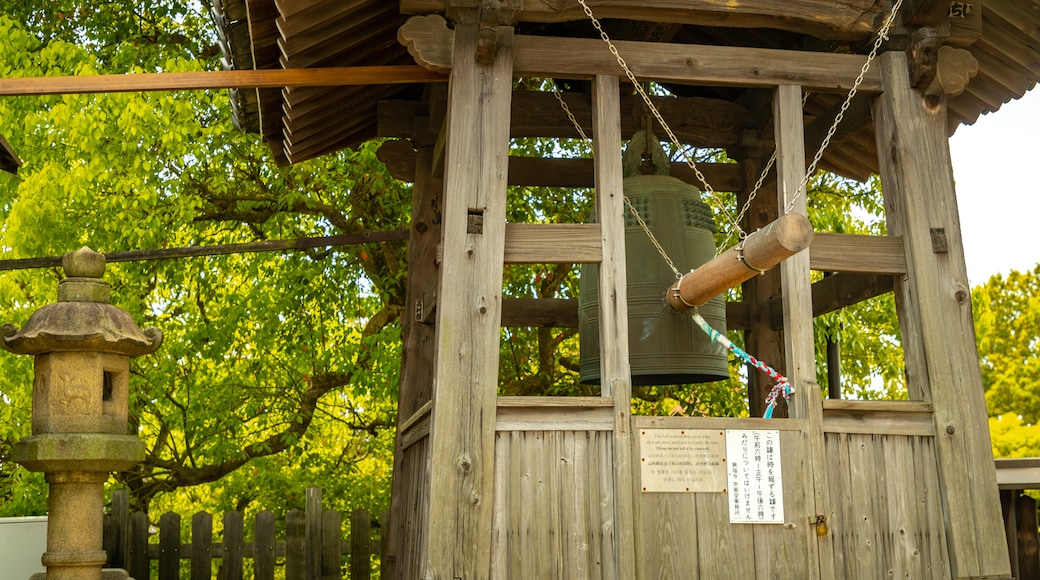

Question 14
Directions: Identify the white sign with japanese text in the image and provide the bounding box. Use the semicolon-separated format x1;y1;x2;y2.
725;429;784;524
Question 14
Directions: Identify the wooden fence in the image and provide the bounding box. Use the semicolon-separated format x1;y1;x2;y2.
103;487;387;579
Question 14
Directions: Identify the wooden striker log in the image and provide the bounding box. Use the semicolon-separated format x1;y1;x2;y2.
666;212;813;311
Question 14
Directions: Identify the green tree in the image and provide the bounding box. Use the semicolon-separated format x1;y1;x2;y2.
973;266;1040;426
0;12;406;519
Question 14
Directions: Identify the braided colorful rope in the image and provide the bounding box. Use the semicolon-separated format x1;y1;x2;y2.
691;311;793;418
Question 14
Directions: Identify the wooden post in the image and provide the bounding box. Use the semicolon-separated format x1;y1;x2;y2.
387;146;440;580
158;512;181;579
306;487;323;579
223;510;244;580
665;212;812;310
350;509;372;580
738;155;788;418
191;512;213;580
774;83;833;579
255;511;276;580
286;509;306;579
128;511;150;580
104;488;130;569
873;50;1010;578
592;74;636;580
424;21;513;579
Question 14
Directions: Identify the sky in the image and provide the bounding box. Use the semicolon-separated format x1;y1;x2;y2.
949;87;1040;287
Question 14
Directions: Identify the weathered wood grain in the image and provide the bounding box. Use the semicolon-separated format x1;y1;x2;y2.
503;223;602;264
495;398;615;431
873;50;1010;578
401;0;886;40
401;15;882;92
809;233;906;274
592;74;635;579
666;212;813;310
0;66;446;96
158;512;181;580
424;23;514;579
255;511;276;580
774;83;832;579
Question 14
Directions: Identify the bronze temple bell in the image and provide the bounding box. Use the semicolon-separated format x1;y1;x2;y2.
579;130;729;386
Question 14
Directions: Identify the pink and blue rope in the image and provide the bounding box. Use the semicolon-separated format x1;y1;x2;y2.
691;310;793;418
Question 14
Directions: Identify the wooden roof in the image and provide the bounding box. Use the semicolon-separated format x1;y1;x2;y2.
212;0;1040;179
0;134;20;175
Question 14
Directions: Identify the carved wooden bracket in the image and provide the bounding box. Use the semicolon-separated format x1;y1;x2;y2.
907;26;977;106
475;0;501;64
908;27;941;89
933;45;978;97
398;14;454;74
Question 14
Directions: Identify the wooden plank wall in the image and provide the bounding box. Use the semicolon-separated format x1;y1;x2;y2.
627;417;956;580
824;433;951;580
630;416;810;580
490;429;617;580
391;435;431;580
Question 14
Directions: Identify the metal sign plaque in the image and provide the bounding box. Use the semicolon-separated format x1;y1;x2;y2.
639;429;727;493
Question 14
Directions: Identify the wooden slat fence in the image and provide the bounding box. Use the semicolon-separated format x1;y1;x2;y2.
103;487;386;579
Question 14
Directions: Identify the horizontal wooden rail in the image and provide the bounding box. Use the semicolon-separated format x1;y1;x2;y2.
401;15;883;92
0;65;447;96
821;399;935;436
810;233;906;274
504;223;602;264
496;396;615;431
399;401;432;450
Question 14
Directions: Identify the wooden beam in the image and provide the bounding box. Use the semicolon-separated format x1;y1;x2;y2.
503;223;602;263
402;0;887;40
821;400;935;436
906;0;955;26
591;74;636;578
424;23;512;578
378;140;745;191
774;82;834;577
666;213;813;310
769;272;895;329
0;65;447;96
0;133;20;174
400;15;883;93
873;50;1009;577
378;91;754;147
809;233;907;274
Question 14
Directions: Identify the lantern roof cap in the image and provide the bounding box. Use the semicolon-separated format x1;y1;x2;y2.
1;247;162;356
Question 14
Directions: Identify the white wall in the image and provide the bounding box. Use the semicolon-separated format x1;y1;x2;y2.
0;516;47;579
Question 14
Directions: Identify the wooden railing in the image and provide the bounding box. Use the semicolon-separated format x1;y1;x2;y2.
103;487;386;579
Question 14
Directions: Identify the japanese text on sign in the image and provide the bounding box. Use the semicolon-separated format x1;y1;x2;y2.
725;429;784;524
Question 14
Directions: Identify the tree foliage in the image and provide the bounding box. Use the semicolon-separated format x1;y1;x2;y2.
0;11;407;519
0;3;923;526
974;266;1040;429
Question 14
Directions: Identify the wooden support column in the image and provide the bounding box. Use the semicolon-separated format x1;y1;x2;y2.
591;74;635;580
386;146;441;580
424;23;513;579
872;50;1010;578
739;156;787;418
774;84;833;579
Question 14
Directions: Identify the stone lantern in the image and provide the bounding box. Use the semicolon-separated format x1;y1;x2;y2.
4;247;162;580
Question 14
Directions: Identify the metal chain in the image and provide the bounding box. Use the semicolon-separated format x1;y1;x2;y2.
550;81;682;278
575;0;904;222
721;91;811;249
785;0;906;214
551;86;591;143
573;0;744;239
